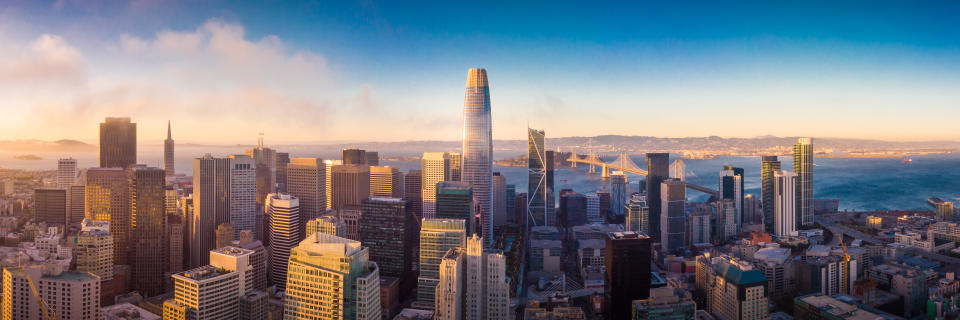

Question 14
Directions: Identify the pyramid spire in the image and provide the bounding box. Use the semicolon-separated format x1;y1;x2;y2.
166;120;172;140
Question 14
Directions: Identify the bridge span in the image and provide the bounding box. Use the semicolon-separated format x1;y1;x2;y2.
566;151;720;197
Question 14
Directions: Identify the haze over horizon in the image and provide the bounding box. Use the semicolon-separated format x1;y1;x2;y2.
2;1;960;143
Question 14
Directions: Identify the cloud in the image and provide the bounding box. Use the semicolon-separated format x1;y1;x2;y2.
0;34;86;86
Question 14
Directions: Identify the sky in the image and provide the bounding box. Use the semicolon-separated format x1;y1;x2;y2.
1;1;959;144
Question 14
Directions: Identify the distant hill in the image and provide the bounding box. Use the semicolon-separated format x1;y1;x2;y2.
0;139;96;152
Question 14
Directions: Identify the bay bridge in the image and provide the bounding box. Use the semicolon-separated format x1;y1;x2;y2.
566;151;719;197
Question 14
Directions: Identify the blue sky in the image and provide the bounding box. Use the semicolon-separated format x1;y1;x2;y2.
1;1;959;143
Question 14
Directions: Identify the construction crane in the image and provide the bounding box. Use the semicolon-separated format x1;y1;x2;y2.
839;231;853;295
26;272;56;320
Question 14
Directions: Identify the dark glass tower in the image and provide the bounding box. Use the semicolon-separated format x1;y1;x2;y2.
341;148;367;165
436;181;474;235
131;167;166;297
606;231;651;320
645;153;669;242
360;197;415;294
527;128;547;226
719;165;744;234
761;156;781;233
99;117;136;169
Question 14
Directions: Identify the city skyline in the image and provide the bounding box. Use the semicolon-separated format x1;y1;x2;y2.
3;1;960;143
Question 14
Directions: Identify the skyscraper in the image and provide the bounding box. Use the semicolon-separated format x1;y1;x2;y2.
228;155;256;237
370;165;402;198
527;128;548;227
287;157;326;237
645;153;669;243
433;235;509;320
266;193;299;290
774;171;798;237
404;169;423;220
130;167;166;297
275;152;289;192
761;156;781;233
85;167;131;265
435;248;465;320
245;136;276;207
342;148;367;165
366;151;380;166
305;215;345;238
794;137;814;226
69;184;85;226
216;223;235;249
284;232;381;320
99;117;137;168
422;152;453;219
626;195;648;234
606;231;652;320
461;68;493;248
559;189;587;228
34;188;67;226
163;265;242;320
436;181;474;235
417;218;466;309
331;164;370;211
360;197;415;291
57;158;77;189
660;179;686;252
610;171;628;218
719;166;744;235
76;219;114;282
323;159;342;209
164;120;175;178
3;266;101;320
190;155;231;267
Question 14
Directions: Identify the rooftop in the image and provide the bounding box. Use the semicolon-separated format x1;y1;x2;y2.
210;246;254;257
607;231;650;240
102;302;161;320
177;265;232;281
796;294;897;320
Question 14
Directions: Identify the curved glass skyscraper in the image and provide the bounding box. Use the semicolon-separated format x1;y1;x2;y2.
462;68;493;248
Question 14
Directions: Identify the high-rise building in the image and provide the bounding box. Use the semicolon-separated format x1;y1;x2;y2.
605;231;651;320
235;231;269;291
645;153;669;243
719;166;744;235
57;158;77;189
287;157;327;238
631;287;697;320
433;234;509;320
774;171;798;237
422;152;453;219
305;215;345;238
2;266;101;320
585;192;601;224
527;128;548;227
695;254;769;320
753;247;796;300
284;232;381;320
505;184;517;224
99;117;136;168
370;165;402;198
164;121;175;178
245;136;276;207
228;155;256;237
34;188;67;226
717;199;737;242
163;265;241;320
626;195;648;234
461;68;494;248
266;193;299;290
417;219;467;308
86;167;131;265
559;189;587;228
76;219;114;282
341;205;363;241
436;181;474;235
331;164;370;211
323;159;342;210
209;246;257;296
404;169;423;220
435;248;465;320
492;172;507;230
689;210;711;245
793;137;814;227
342;148;367;165
744;194;761;225
215;223;235;249
275;152;289;192
610;171;628;217
130;167;166;297
761;156;781;234
69;185;85;225
366;151;380;166
661;179;686;252
166;214;184;284
190;155;231;267
361;198;415;291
